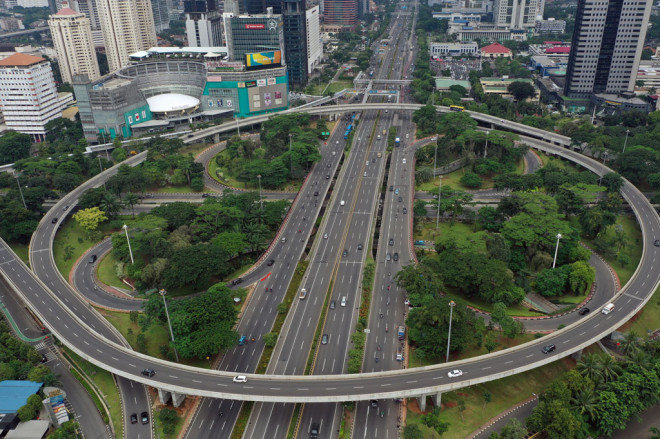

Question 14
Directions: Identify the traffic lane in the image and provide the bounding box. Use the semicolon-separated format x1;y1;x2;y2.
119;377;153;439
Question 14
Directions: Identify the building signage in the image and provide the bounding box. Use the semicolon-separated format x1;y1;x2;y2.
267;77;276;85
208;76;223;82
257;79;267;87
245;23;265;29
245;80;257;87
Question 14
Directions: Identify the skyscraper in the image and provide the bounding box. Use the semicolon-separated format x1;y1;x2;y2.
48;8;100;84
0;53;63;141
185;0;223;47
564;0;652;98
322;0;357;26
492;0;544;30
95;0;158;72
281;0;307;85
223;10;284;61
152;0;170;33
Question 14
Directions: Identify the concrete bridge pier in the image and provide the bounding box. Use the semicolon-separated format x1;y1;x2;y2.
431;391;443;409
158;389;187;407
214;133;220;144
417;395;427;412
571;348;584;362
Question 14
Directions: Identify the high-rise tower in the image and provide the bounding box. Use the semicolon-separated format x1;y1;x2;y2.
48;8;100;84
564;0;652;98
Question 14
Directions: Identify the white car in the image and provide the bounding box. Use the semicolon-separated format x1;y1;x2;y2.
448;370;463;378
233;375;248;383
402;158;406;164
324;233;328;239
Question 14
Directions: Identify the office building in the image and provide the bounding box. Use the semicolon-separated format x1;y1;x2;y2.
492;0;543;30
152;0;170;33
305;5;321;74
0;53;63;140
534;18;566;35
430;41;478;57
281;0;307;84
323;0;357;27
185;0;222;47
48;7;100;84
564;0;653;99
96;0;158;72
223;11;284;61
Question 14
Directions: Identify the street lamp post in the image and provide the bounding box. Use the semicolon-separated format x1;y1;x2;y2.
97;154;106;190
598;152;609;187
431;87;436;106
622;129;630;154
159;289;179;362
484;130;489;159
289;133;294;178
435;176;443;232
257;175;263;212
123;225;134;264
14;172;27;209
235;117;241;137
552;233;562;268
445;300;456;363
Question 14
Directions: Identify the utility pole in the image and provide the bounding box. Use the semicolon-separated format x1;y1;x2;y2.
14;172;27;209
159;289;179;362
446;300;456;363
435;176;443;232
622;129;630;154
552;233;562;268
123;225;134;264
257;174;263;213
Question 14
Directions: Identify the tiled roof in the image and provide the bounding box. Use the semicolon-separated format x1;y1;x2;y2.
481;42;511;54
0;52;45;67
54;7;80;16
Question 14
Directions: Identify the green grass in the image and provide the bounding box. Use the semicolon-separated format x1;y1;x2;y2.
97;308;209;369
582;215;642;286
326;81;353;94
619;284;660;336
63;347;120;436
180;142;210;157
230;401;253;439
414;220;488;252
153;185;198;194
8;242;30;267
96;252;127;290
416;156;525;192
53;219;117;279
405;358;571;439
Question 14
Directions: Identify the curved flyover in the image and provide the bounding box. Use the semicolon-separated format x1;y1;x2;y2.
0;104;656;403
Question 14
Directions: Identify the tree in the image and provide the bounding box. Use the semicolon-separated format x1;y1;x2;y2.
421;411;450;435
497;418;527;439
601;172;624;193
483;391;492;409
124;192;140;217
99;192;123;219
72;207;108;239
507;81;536;101
27;364;57;386
0;131;32;165
163;244;230;290
263;332;278;347
403;424;424;439
569;261;595;294
211;231;248;258
159;408;178;435
169;283;238;358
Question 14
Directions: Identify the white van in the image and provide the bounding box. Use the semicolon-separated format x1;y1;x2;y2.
396;347;403;361
340;200;345;206
602;303;615;314
341;296;347;307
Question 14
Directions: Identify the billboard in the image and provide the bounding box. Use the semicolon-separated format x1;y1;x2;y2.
247;82;287;113
245;51;282;70
245;23;265;29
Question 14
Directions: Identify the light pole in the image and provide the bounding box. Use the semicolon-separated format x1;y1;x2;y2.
235;117;241;137
484;130;489;159
288;133;294;178
159;289;179;362
445;300;456;363
97;154;106;190
257;174;263;212
431;87;436;106
435;175;443;232
123;225;134;264
13;172;27;209
552;233;562;268
598;152;609;187
622;129;630;154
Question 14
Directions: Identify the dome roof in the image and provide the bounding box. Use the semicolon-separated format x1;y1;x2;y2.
146;93;200;113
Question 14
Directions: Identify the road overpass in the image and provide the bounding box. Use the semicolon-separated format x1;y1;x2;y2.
0;104;656;405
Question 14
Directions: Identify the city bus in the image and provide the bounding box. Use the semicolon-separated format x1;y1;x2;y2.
449;105;465;112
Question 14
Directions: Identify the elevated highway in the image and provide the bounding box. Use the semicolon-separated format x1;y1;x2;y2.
0;104;656;404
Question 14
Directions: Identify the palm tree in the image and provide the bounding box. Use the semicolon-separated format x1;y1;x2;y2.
571;388;599;423
598;355;622;383
626;350;650;370
621;331;641;356
99;192;123;219
577;354;602;383
124;192;140;218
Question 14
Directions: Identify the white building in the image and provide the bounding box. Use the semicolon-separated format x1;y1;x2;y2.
564;0;652;99
534;18;566;35
306;5;322;74
493;0;544;30
430;42;478;57
16;0;49;7
0;53;63;141
48;7;100;84
95;0;157;72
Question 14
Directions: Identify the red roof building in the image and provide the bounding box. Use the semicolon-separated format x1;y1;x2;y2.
546;46;571;54
480;42;512;58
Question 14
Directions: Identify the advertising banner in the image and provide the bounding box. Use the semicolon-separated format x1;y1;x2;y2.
245;51;282;70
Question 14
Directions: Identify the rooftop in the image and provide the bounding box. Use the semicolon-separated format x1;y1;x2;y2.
147;93;200;113
0;52;45;67
6;420;50;438
546;46;570;54
480;42;511;54
53;7;80;16
0;381;42;414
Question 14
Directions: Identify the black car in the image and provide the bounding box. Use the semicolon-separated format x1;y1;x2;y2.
326;175;330;180
342;249;348;257
314;191;319;196
310;422;320;439
398;196;403;202
357;243;363;250
51;217;58;224
542;344;556;354
389;185;393;192
578;307;590;315
40;354;48;363
389;238;394;246
393;253;399;261
370;400;378;407
130;413;138;424
141;411;149;425
655;239;660;247
88;254;97;264
402;208;407;214
267;259;275;266
141;368;155;377
231;278;243;285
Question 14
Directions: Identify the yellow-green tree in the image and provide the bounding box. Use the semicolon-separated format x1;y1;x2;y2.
73;207;108;239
